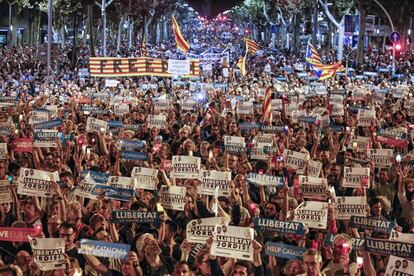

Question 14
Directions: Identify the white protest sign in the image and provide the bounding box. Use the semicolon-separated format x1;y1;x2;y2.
222;68;229;77
159;185;186;211
30;111;50;125
171;155;201;179
293;201;328;229
249;146;268;160
331;103;344;116
299;176;329;200
86;117;108;133
17;168;58;198
335;196;367;220
131;167;159;190
199;170;231;196
349;136;372;152
0;180;12;203
211;225;254;261
385;256;414;276
284;150;308;174
29;237;65;271
114;103;129;116
357;109;376;127
307;160;322;178
105;79;120;87
147;114;167;129
342;167;370;188
186;217;230;244
181;100;197;111
368;149;394;168
237;102;253;115
255;134;274;145
107;176;134;189
0;143;7;159
153;99;171;112
168;59;190;75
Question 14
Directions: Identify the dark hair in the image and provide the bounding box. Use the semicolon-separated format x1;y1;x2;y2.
234;260;253;274
166;220;178;233
59;171;73;179
59;221;76;232
92;227;106;240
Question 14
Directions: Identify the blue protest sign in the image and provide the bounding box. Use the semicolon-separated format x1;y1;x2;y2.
349;216;396;234
81;170;109;184
110;211;159;224
117;139;145;149
78;239;130;259
108;121;123;128
120;151;148;161
265;242;307;260
260;125;286;133
92;185;135;201
239;122;261;131
34;119;63;129
365;238;414;259
254;218;305;235
247;173;284;186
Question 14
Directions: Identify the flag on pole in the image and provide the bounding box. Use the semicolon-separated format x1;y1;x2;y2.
305;42;343;80
262;87;272;123
236;54;247;76
141;34;147;57
245;38;260;54
172;16;190;54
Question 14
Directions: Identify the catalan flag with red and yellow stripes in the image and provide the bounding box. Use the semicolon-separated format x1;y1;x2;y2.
262;87;272;123
245;38;260;55
172;16;190;54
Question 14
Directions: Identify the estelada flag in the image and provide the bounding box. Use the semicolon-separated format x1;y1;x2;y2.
245;38;260;54
172;16;190;54
262;87;272;123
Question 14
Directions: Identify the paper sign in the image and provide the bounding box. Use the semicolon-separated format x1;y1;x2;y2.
159;185;186;211
186;217;230;244
284;150;308;174
237;102;253;115
131;167;158;190
254;218;305;235
171;156;201;179
385;256;414;276
357;109;376;127
78;239;130;259
29;237;65;271
211;225;254;261
105;79;120;87
0;143;7;159
114;103;129;116
293;201;328;229
307;160;322;177
342;167;370;188
86;117;108;133
0;180;12;203
199;170;231;196
299;176;329;200
368;149;394;168
110;211;158;224
17;168;58;198
147;114;167;129
265;242;307;260
335;196;367;220
168;59;190;75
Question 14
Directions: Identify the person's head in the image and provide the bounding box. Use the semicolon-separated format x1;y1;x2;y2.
58;221;76;249
92;227;112;243
196;249;211;276
179;126;190;139
303;248;322;276
120;258;135;276
211;125;220;137
47;215;62;238
135;233;161;260
378;168;389;184
283;259;305;276
232;260;253;276
66;201;82;224
328;163;341;177
0;201;11;214
15;251;31;272
172;261;192;276
264;201;278;218
44;152;54;168
0;265;23;276
59;171;74;189
23;197;36;217
369;197;383;217
332;234;352;261
89;213;107;231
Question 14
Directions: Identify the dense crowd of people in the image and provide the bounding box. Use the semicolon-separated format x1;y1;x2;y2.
0;22;413;276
